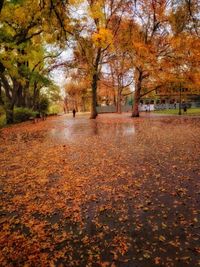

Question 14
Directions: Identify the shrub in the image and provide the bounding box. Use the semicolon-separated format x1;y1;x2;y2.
48;104;61;115
14;108;37;123
39;97;49;114
0;115;6;127
0;105;5;116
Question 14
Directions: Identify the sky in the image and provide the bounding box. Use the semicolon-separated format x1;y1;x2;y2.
51;49;74;97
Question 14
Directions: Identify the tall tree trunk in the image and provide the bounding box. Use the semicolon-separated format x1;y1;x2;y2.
5;102;14;124
0;64;16;123
113;92;116;106
75;98;78;112
23;88;26;107
23;80;30;107
0;73;16;124
132;69;142;117
0;83;4;105
33;82;39;110
117;88;122;113
6;79;19;124
16;49;29;107
132;87;140;117
90;48;101;119
16;85;23;107
90;73;98;119
0;0;4;13
110;66;116;106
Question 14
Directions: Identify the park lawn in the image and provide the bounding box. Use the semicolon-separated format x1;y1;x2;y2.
154;108;200;115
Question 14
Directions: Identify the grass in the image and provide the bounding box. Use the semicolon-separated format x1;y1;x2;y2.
154;108;200;116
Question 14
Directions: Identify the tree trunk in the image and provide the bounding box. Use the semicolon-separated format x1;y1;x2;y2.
23;80;30;107
90;48;101;119
117;88;122;113
132;69;142;117
75;98;78;112
90;72;98;119
5;102;14;124
0;73;16;123
0;1;4;13
113;92;116;106
16;85;23;107
6;79;19;123
132;88;140;117
0;83;4;105
33;83;39;110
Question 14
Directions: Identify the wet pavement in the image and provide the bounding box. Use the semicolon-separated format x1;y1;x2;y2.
48;115;136;143
0;113;200;267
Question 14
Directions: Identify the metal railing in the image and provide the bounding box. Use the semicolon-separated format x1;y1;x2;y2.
96;102;200;113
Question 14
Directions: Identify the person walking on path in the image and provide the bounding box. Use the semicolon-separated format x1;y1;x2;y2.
73;109;76;118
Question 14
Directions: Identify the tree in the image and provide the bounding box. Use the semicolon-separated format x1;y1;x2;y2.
0;0;72;123
126;0;170;117
128;0;200;117
108;21;133;113
65;76;90;112
105;54;132;113
72;0;132;119
0;0;43;122
147;0;200;108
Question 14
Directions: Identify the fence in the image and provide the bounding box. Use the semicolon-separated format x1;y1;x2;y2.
97;105;132;113
155;102;200;110
96;102;200;114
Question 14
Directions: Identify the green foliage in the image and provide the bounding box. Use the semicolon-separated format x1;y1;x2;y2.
46;84;61;102
48;104;61;115
128;98;133;106
14;107;37;123
9;0;24;4
0;105;5;116
30;72;52;87
0;104;6;128
0;115;6;127
39;96;49;113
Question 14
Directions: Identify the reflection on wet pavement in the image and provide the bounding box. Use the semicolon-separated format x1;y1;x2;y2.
49;115;136;142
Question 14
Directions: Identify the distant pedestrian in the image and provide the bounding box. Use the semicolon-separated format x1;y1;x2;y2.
73;109;76;118
183;105;187;114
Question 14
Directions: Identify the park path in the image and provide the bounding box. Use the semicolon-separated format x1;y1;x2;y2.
0;113;200;267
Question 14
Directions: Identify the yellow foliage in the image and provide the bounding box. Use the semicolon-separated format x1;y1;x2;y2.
69;0;83;5
89;1;105;23
14;7;27;24
92;28;113;49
